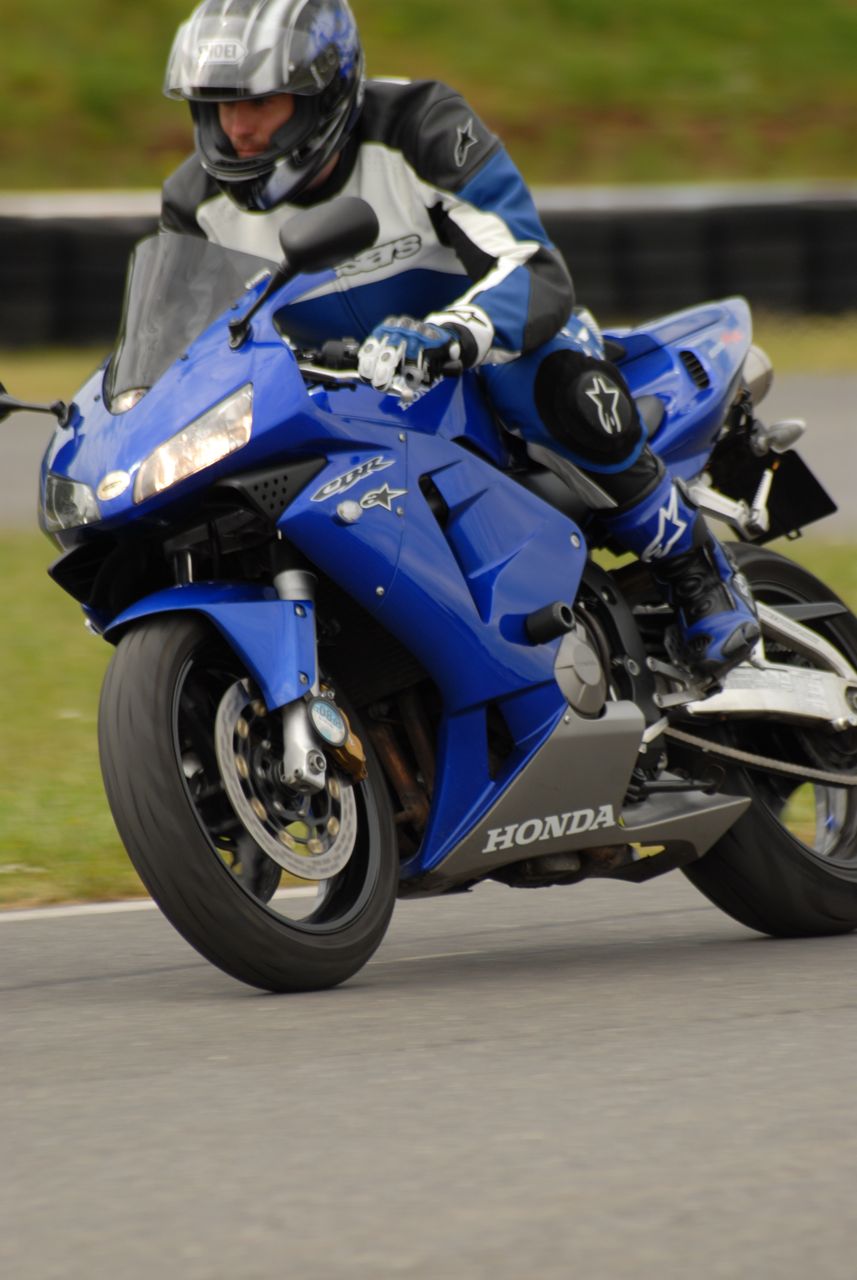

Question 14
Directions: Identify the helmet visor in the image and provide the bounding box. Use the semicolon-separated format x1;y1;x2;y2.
165;0;356;101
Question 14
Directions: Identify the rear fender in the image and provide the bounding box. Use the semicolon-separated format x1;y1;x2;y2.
104;582;316;710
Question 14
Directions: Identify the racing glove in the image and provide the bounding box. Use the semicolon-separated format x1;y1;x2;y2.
358;316;472;395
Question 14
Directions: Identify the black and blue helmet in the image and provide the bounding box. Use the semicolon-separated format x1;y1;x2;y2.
165;0;364;209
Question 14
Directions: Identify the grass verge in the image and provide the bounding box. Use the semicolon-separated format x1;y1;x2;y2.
7;0;857;186
0;533;140;906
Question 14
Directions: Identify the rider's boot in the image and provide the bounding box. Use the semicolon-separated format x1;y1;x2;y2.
602;466;760;679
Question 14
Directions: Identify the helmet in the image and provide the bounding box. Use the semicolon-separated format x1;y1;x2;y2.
164;0;364;210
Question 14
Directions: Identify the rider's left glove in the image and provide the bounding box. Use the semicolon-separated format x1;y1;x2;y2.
358;316;466;394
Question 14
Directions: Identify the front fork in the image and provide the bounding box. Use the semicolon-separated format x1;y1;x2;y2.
274;569;326;793
274;568;367;792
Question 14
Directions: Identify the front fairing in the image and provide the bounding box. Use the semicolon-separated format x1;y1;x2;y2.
41;238;508;545
40;234;351;542
42;304;310;541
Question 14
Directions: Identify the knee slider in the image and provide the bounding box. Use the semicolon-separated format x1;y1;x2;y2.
533;350;644;467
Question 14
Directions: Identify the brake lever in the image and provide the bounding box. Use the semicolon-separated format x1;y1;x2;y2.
391;371;422;404
394;353;465;402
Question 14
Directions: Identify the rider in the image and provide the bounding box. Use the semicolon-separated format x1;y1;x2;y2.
161;0;759;679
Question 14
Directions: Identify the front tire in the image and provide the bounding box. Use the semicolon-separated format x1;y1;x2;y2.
99;616;398;991
682;544;857;937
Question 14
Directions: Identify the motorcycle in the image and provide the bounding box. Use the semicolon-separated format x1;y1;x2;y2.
5;195;857;992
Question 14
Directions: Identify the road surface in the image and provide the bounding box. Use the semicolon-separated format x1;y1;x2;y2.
3;877;857;1279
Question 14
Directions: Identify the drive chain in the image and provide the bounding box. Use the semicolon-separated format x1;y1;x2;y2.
664;725;857;789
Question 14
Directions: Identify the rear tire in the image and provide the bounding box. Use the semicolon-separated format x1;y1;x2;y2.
682;544;857;937
99;615;398;991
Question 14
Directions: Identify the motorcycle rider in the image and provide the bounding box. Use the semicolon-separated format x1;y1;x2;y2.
161;0;759;679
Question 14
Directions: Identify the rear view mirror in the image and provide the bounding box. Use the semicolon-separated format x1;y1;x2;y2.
230;197;380;349
278;197;380;276
0;384;70;426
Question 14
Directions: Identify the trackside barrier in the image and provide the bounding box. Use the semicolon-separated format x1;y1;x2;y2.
3;184;857;346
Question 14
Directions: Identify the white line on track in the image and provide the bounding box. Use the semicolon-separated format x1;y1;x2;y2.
373;949;483;965
0;887;318;924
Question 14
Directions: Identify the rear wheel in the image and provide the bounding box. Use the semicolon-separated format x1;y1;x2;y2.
99;615;398;991
682;544;857;937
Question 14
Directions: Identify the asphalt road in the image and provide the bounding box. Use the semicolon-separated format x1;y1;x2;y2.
3;875;857;1279
2;374;857;530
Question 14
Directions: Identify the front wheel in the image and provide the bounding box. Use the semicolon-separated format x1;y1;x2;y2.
682;544;857;937
99;616;398;991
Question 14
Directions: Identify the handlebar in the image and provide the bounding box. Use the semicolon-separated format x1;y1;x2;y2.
300;339;464;403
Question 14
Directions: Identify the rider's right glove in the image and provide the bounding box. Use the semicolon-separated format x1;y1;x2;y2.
358;316;470;395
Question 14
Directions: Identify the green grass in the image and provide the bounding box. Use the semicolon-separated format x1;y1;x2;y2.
7;0;857;188
0;533;142;905
751;315;857;377
3;348;108;404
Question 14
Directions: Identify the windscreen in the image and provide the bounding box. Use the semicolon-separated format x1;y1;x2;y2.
105;232;276;404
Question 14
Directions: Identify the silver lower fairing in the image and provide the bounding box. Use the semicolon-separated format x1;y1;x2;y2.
404;700;749;895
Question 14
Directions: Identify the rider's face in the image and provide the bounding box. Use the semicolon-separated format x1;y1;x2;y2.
218;94;296;158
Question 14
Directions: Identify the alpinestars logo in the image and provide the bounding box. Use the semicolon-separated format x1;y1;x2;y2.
585;375;624;434
482;805;615;854
455;118;478;168
337;235;422;277
359;483;407;512
641;487;689;561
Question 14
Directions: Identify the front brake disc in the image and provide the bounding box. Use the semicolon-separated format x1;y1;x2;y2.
214;680;358;879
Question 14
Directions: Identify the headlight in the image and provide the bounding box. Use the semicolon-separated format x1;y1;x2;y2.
41;474;100;532
134;384;253;504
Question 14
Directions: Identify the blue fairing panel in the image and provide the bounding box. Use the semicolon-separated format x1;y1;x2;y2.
613;298;753;480
105;583;317;711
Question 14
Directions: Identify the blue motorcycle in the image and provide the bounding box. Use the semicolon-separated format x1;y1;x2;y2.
6;196;857;991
